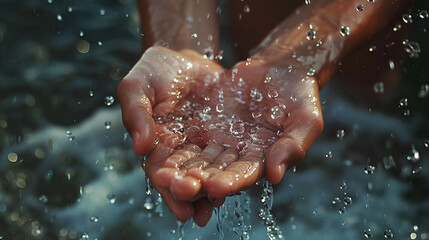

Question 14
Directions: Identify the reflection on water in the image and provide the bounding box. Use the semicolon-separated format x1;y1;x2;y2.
1;0;429;239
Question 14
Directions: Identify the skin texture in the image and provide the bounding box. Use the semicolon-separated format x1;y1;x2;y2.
119;0;413;226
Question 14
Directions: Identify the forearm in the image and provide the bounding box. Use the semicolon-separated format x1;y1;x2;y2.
137;0;220;55
252;0;413;88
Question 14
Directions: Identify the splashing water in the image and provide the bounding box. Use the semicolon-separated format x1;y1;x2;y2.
259;180;284;240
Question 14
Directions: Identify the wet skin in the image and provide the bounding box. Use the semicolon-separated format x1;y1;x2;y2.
119;0;412;226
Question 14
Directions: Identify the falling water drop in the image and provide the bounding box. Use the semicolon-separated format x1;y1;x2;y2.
343;196;352;206
418;84;429;98
340;181;347;190
364;229;373;238
383;156;396;169
243;4;250;13
104;96;115;106
107;194;116;204
89;91;94;97
336;129;345;140
373;82;384;94
325;151;333;159
402;14;413;23
403;40;421;58
340;26;350;36
418;10;429;19
80;233;90;240
364;165;375;175
104;121;111;129
399;98;408;106
57;14;62;21
38;195;48;204
90;216;99;223
406;145;420;162
424;139;429;148
384;229;393;238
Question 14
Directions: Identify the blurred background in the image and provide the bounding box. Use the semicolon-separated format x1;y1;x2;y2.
0;0;428;239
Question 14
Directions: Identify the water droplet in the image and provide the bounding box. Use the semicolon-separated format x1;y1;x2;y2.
403;109;411;117
424;139;429;148
107;194;116;204
98;41;102;46
307;68;316;76
336;129;345;140
367;0;375;2
80;233;89;240
418;10;429;19
56;14;63;21
99;9;105;15
364;229;373;238
216;103;224;113
305;0;311;4
229;119;245;136
403;40;421;58
104;96;115;106
204;48;214;60
369;46;376;52
356;4;364;11
267;89;279;99
90;216;99;223
38;195;48;203
383;156;396;169
340;181;347;190
250;88;263;102
325;151;333;158
67;6;73;12
144;198;154;210
103;164;114;171
306;29;316;40
389;60;395;69
364;165;375;175
65;130;72;136
191;33;198;38
251;111;262;119
399;98;408;107
79;31;84;37
418;84;429;98
48;0;52;3
104;121;111;129
344;196;352;206
373;82;384;94
270;106;284;120
406;145;420;162
338;206;346;214
412;166;422;175
243;4;250;13
340;26;350;36
384;229;393;238
402;14;413;23
89;91;94;97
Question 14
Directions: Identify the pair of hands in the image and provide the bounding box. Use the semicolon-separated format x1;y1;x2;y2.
117;46;323;226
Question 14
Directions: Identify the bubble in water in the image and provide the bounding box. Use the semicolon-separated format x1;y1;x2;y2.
424;139;429;148
340;26;350;36
418;84;429;98
90;216;99;223
243;4;250;13
364;229;373;238
384;229;393;238
104;121;111;129
418;10;429;19
306;29;316;40
356;4;364;11
38;195;48;203
373;82;384;94
104;96;115;106
107;194;116;204
403;40;421;58
402;14;413;23
267;89;279;99
57;14;62;21
364;165;375;175
336;129;345;140
399;98;408;107
383;156;396;169
344;196;352;206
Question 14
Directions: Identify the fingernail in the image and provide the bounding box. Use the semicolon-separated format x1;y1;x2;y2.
132;131;140;144
277;163;287;180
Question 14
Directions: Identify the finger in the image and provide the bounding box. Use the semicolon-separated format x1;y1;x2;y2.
204;147;264;198
162;144;202;168
204;148;239;176
157;187;195;222
170;175;203;200
117;65;156;155
144;143;174;188
193;197;214;227
182;144;224;169
265;105;323;184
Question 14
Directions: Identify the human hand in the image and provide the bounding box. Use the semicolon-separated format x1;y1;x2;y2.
117;46;225;225
153;58;323;214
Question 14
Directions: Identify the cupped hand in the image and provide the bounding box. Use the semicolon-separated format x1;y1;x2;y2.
153;58;323;207
117;46;225;225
